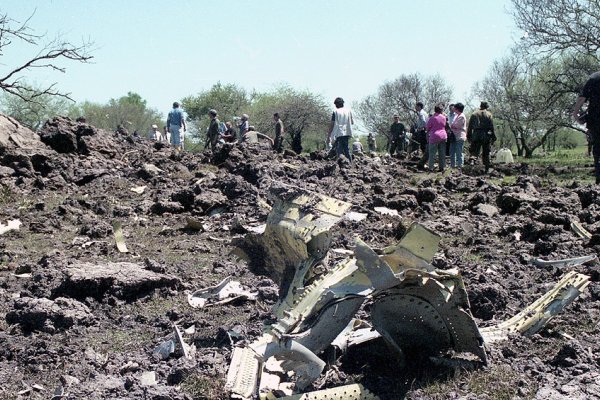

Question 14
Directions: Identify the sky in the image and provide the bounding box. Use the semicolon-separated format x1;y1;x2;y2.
2;0;519;118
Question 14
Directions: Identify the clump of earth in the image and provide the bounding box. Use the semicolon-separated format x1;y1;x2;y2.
1;114;599;399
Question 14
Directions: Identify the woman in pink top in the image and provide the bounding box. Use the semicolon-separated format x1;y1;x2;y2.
449;102;467;171
426;103;448;172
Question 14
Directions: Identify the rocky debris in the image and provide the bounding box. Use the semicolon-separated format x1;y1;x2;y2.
473;203;499;217
0;113;599;399
5;297;94;333
497;191;540;213
32;261;180;301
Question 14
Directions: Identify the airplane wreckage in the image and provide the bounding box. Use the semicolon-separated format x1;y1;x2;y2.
192;187;590;400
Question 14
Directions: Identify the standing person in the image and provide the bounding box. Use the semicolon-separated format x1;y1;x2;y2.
273;113;285;153
167;102;186;152
327;97;354;161
467;101;496;173
238;114;249;141
367;132;377;153
205;109;220;151
449;102;467;171
426;104;448;172
573;71;600;184
389;114;405;155
446;104;456;156
415;102;429;168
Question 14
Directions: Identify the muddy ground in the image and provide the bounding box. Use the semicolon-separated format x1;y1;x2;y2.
0;114;599;400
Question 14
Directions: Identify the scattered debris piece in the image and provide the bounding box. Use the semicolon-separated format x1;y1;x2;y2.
571;221;592;240
532;255;597;269
112;221;129;253
153;339;176;360
275;384;380;400
345;211;368;222
481;271;590;343
140;371;157;386
130;185;147;194
0;219;21;235
373;207;399;217
187;276;258;308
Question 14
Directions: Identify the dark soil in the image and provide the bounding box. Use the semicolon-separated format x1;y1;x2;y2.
1;114;599;399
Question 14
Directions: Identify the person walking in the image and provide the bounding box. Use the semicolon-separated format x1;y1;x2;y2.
449;102;467;171
426;104;448;172
327;97;354;161
167;102;186;152
467;101;496;173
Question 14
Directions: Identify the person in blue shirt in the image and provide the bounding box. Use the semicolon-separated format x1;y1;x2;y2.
167;102;187;152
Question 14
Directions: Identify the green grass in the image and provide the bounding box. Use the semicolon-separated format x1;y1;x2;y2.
181;374;228;400
87;327;154;354
419;364;534;400
514;146;592;167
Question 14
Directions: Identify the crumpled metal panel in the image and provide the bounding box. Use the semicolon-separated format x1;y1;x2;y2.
371;269;487;363
481;271;590;343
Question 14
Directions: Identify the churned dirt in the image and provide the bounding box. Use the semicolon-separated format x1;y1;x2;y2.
1;114;599;400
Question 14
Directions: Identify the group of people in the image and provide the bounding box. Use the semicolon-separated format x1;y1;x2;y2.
159;102;283;153
158;97;497;174
386;101;495;173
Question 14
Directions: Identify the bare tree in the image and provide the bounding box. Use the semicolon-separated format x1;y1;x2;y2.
474;53;588;157
0;12;93;103
511;0;600;57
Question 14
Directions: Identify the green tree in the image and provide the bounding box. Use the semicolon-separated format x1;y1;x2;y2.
70;92;162;134
355;73;453;151
473;53;590;157
0;82;70;130
182;82;250;143
249;85;329;153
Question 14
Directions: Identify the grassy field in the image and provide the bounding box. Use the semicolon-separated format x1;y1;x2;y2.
513;146;593;167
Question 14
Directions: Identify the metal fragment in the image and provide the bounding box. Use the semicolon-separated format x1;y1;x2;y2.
480;271;590;343
532;255;597;268
0;219;21;235
112;221;129;253
187;276;258;308
226;346;261;400
275;384;380;400
571;221;592;239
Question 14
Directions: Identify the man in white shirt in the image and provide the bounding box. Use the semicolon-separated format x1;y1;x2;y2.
327;97;354;161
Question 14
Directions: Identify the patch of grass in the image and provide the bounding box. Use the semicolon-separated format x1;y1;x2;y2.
419;365;534;400
181;374;227;400
488;175;518;186
0;184;16;206
88;327;154;354
515;146;591;167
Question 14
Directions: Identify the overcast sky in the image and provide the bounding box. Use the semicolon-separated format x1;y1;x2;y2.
2;0;519;117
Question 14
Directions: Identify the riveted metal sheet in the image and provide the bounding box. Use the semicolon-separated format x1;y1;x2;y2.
481;271;590;343
226;346;260;400
276;384;380;400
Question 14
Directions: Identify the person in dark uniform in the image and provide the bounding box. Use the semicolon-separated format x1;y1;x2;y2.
467;101;496;173
573;72;600;183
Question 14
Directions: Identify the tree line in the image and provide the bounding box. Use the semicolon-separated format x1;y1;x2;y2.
1;0;599;157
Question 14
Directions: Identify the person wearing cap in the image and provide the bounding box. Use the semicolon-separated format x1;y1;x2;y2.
389;114;405;156
467;101;496;173
167;101;187;152
327;97;354;161
238;114;250;141
205;109;220;151
150;124;160;141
